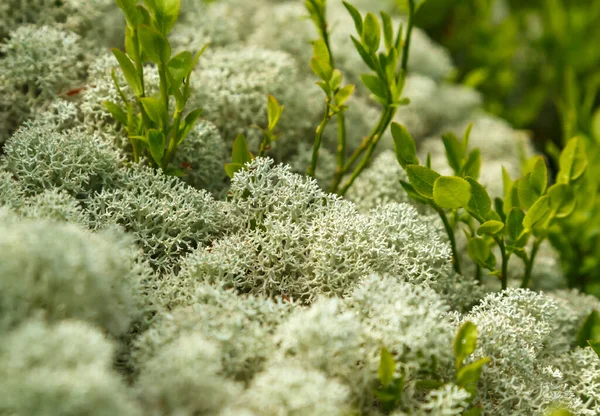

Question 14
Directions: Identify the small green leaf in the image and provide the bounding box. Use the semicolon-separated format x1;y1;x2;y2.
477;220;505;236
140;96;166;125
143;0;180;34
310;57;333;82
167;51;193;84
360;74;387;100
378;347;396;388
441;132;464;175
466;178;491;219
399;180;430;204
588;340;600;359
224;163;244;178
506;208;525;242
517;175;541;211
530;157;548;195
557;137;588;184
456;357;491;397
463;149;481;179
312;39;331;67
391;122;419;168
335;84;355;106
548;184;577;219
463;408;483;416
111;48;142;96
343;1;363;35
147;129;165;165
267;95;283;131
380;11;394;50
362;13;381;53
231;134;253;165
115;0;141;26
523;195;551;229
592;108;600;141
103;101;128;125
177;108;203;144
468;237;495;270
454;321;478;369
351;36;375;70
576;310;600;348
406;165;440;199
139;24;171;64
433;176;471;209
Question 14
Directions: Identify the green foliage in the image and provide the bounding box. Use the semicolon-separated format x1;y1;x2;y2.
373;347;404;412
453;321;490;404
105;0;205;172
393;122;585;289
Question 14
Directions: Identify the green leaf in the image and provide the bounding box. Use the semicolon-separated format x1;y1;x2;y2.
454;321;478;369
506;208;525;242
463;149;481;179
177;108;203;144
139;24;171;64
362;13;381;53
231;134;253;165
523;195;551;229
477;220;504;236
351;36;375;70
380;11;394;50
466;178;491;219
406;165;440;199
588;340;600;359
335;84;355;106
147;129;165;165
592;108;600;141
433;176;471;209
224;163;244;178
140;96;166;125
267;95;283;131
441;132;464;175
530;157;548;195
378;347;396;388
103;101;127;125
548;184;577;219
343;1;363;35
576;310;600;348
468;238;495;270
456;357;491;397
143;0;180;34
391;122;419;168
517;175;541;211
167;51;193;84
558;137;588;184
111;48;142;96
115;0;141;26
310;57;333;82
463;408;483;416
399;180;429;204
360;74;387;100
312;39;331;67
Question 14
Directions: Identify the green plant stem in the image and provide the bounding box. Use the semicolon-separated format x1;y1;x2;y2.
521;238;542;289
498;240;509;290
401;0;415;73
330;112;347;193
338;106;396;195
163;109;182;169
307;105;332;177
436;208;462;274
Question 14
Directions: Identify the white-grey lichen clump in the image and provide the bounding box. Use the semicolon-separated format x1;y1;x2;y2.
0;0;597;414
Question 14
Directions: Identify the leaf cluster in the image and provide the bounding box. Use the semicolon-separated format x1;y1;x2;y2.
104;0;205;174
393;120;587;288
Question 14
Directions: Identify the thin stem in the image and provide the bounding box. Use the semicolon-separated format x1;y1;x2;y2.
521;239;542;289
330;112;347;193
498;240;509;290
436;208;462;274
401;0;415;74
307;105;332;177
338;106;396;195
163;109;182;169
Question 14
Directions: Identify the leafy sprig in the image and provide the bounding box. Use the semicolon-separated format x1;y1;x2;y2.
392;122;586;289
104;0;206;174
